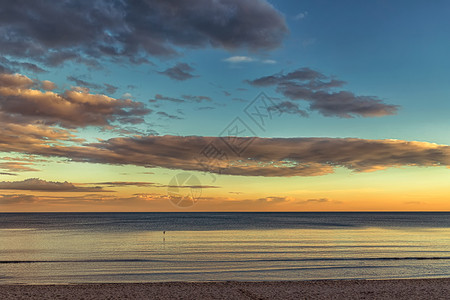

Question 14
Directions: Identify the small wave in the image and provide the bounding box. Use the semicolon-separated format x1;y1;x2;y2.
0;259;160;264
1;256;450;264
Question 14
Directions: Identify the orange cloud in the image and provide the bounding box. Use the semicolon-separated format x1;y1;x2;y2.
0;73;151;128
0;162;39;172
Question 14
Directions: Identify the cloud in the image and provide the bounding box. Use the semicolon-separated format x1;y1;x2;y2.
104;84;118;95
268;101;308;117
181;95;212;103
0;162;39;173
0;178;110;192
0;122;83;155
149;94;212;104
64;181;221;191
256;196;292;204
150;94;185;104
68;77;119;95
0;194;39;205
223;56;277;64
156;111;183;120
0;57;47;74
0;72;34;88
41;80;57;91
159;63;197;81
2;133;448;178
246;67;399;118
224;56;255;63
294;11;308;20
0;0;288;67
262;59;277;64
297;198;329;204
67;76;103;90
0;72;151;128
92;181;156;187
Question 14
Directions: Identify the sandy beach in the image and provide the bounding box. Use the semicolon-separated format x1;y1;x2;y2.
0;278;449;300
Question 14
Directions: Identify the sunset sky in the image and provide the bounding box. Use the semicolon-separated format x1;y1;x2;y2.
0;0;449;212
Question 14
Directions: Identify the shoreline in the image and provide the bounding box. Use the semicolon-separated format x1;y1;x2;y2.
1;278;449;299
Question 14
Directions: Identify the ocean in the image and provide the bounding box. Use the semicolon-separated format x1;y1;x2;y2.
0;212;449;284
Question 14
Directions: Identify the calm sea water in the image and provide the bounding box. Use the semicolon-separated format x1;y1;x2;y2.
0;212;449;284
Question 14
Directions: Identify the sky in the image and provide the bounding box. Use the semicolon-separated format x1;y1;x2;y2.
0;0;449;212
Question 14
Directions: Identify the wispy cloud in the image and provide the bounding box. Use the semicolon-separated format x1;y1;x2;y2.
149;94;185;104
294;11;308;20
0;162;39;173
156;111;183;120
0;194;39;205
224;56;277;64
181;95;212;103
159;63;197;81
0;178;110;192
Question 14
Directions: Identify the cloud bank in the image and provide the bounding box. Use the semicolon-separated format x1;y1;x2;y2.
1;134;448;177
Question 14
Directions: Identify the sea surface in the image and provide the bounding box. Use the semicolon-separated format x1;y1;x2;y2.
0;212;449;284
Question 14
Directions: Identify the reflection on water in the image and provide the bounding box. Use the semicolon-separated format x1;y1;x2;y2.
0;213;449;284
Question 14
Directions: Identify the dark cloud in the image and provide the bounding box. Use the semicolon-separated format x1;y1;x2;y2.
197;106;216;110
0;0;287;68
0;178;110;192
149;94;185;104
68;77;119;95
0;172;17;176
0;57;47;74
182;95;212;103
67;76;103;90
104;83;118;95
159;63;196;81
269;101;308;117
156;111;183;120
246;67;399;118
150;94;213;105
0;72;151;128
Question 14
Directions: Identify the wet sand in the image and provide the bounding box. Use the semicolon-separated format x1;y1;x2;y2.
1;278;449;299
